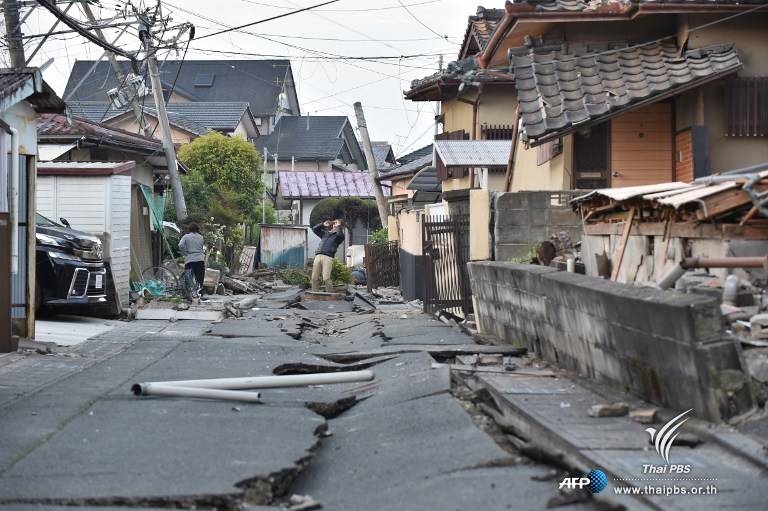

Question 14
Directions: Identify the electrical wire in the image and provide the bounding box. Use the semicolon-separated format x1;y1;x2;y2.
397;0;458;43
194;0;340;41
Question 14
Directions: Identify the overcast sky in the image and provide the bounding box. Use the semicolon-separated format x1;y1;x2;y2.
17;0;479;157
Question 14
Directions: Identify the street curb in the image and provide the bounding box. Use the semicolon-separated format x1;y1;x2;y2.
467;374;658;511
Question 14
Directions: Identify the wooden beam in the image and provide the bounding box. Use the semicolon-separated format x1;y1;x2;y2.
610;207;636;282
503;104;520;192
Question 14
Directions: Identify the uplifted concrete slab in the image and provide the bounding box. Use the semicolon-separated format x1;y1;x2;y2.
206;319;300;339
381;325;471;345
297;300;354;313
292;393;514;508
0;399;323;502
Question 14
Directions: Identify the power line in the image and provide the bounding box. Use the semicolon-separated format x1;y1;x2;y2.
239;0;446;13
397;0;458;43
35;0;136;62
194;0;340;41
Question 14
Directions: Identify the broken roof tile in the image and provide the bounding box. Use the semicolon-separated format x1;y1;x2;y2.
514;42;742;144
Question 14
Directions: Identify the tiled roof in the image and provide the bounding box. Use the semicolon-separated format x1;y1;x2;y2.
407;166;440;193
67;101;249;134
0;70;32;102
0;68;64;113
372;141;396;169
258;116;352;161
64;60;299;116
37;114;162;152
434;140;509;167
278;171;388;199
514;42;742;144
397;143;433;164
380;153;433;179
461;6;506;56
509;0;764;12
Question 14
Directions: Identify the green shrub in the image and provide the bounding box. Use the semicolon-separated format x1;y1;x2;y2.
276;268;311;288
369;227;388;244
331;258;353;284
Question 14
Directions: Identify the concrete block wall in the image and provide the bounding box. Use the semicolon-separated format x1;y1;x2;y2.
468;262;753;422
493;191;583;261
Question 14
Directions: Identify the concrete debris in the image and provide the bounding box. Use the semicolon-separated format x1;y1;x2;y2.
744;348;768;384
750;313;768;339
629;408;658;424
204;268;221;293
588;402;629;417
287;494;322;511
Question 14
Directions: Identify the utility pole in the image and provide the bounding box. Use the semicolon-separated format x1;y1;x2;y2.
80;3;152;137
3;0;26;68
139;25;188;221
353;102;388;227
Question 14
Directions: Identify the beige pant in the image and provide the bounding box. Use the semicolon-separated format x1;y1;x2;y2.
311;254;334;292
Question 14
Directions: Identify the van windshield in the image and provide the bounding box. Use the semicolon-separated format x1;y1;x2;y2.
36;213;61;227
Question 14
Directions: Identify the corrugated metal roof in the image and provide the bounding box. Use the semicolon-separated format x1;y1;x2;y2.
37;160;136;176
279;171;389;199
655;181;739;209
434;140;509;167
572;182;689;203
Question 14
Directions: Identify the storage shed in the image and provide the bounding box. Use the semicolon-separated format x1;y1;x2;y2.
36;161;135;309
258;224;307;268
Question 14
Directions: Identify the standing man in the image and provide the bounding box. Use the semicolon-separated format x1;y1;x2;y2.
311;219;345;292
178;223;206;296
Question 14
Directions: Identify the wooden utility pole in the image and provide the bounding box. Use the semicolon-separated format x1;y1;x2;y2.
3;0;26;68
80;3;151;137
140;28;188;220
353;102;388;227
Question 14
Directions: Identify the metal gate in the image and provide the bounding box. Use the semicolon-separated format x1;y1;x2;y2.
364;241;399;291
422;214;473;317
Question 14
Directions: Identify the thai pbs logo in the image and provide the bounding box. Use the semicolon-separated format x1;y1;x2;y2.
559;469;608;494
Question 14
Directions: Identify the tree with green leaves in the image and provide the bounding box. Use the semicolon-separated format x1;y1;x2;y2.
168;132;265;266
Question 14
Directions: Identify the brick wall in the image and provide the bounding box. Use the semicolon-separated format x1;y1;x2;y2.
493;191;583;261
468;262;753;422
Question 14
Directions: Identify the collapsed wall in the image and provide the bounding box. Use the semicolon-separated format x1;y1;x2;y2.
468;261;754;422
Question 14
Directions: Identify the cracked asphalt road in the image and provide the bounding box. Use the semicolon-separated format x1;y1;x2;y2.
0;290;601;510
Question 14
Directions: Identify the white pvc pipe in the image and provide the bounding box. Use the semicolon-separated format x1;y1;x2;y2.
134;370;375;391
132;383;262;402
9;127;18;274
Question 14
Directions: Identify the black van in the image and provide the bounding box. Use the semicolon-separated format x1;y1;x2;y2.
35;213;107;310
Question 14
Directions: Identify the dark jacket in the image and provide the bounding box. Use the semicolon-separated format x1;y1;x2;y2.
312;224;345;257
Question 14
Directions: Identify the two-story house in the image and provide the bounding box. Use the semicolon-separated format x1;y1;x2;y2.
63;60;300;136
406;1;768;194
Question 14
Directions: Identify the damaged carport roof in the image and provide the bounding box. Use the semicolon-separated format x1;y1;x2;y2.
514;42;742;145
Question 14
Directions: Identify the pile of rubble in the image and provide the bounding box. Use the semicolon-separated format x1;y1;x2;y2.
202;268;298;296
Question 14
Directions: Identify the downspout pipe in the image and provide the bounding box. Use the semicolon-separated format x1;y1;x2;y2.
131;370;374;392
9;127;19;275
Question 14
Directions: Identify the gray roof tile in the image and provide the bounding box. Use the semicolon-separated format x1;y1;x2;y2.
67;101;250;134
63;60;297;116
258;116;358;162
515;42;742;142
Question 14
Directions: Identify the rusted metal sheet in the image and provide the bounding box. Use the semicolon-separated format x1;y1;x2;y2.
259;224;307;268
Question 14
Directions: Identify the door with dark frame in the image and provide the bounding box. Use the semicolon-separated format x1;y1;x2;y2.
573;122;610;189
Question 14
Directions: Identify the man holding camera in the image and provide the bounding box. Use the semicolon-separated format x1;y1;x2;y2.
311;219;345;292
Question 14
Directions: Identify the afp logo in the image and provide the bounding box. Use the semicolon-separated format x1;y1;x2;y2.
559;469;609;494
